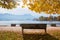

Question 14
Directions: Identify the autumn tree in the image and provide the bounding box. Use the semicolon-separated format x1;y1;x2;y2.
22;0;60;14
0;0;18;9
0;0;60;14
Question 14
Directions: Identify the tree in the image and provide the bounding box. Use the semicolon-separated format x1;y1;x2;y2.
0;0;60;14
22;0;60;14
47;16;53;21
57;16;60;21
39;16;46;21
0;0;18;9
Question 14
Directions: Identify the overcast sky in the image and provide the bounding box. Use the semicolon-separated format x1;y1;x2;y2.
0;0;38;15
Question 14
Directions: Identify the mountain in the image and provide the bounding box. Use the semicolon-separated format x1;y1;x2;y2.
0;13;35;21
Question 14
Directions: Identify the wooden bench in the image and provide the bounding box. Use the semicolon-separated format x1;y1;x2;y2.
20;24;47;34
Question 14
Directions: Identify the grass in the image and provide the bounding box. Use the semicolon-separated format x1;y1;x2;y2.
0;30;60;40
23;33;59;40
50;31;60;40
0;31;23;40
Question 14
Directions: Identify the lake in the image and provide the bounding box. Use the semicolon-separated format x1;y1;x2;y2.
0;21;60;26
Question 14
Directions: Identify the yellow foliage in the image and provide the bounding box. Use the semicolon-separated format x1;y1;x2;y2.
22;0;27;5
0;0;18;9
0;0;60;14
22;0;60;14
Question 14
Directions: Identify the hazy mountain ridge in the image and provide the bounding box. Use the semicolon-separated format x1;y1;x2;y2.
0;13;36;21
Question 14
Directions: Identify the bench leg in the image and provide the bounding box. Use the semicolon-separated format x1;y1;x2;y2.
44;27;47;34
22;27;24;40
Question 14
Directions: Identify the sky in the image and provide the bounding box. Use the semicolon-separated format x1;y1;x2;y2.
0;0;59;17
0;0;38;15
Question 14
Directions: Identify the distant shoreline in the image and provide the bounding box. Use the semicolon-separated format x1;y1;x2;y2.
0;21;60;26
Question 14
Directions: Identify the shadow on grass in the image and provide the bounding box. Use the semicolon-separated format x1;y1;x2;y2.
23;33;59;40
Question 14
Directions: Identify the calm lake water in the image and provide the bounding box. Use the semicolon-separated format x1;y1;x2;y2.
0;21;60;26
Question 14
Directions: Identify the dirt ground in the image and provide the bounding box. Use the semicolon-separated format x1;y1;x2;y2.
0;26;60;34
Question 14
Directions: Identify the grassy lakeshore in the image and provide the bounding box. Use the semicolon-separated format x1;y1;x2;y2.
0;27;60;40
0;31;23;40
